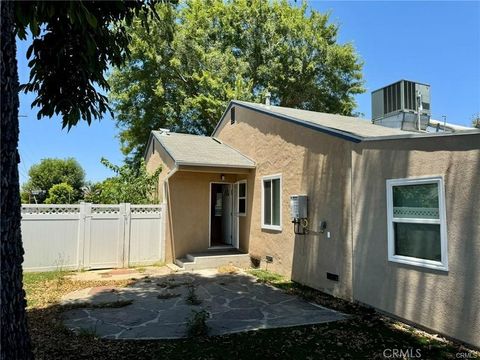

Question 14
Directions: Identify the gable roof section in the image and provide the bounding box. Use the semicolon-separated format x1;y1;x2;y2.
151;130;255;168
212;100;479;142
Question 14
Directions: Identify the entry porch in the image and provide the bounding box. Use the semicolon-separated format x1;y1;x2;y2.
164;165;254;269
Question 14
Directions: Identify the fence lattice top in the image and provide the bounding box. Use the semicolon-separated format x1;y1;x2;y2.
21;203;163;216
91;205;121;215
131;206;162;215
21;205;80;215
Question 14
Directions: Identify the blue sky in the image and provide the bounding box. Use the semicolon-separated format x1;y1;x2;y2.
17;1;480;184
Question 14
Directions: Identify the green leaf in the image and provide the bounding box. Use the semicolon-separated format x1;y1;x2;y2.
84;11;98;28
107;1;364;168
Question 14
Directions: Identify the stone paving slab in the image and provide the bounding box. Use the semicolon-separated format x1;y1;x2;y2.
62;270;345;339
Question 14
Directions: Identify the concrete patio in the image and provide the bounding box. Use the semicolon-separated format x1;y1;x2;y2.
62;269;345;339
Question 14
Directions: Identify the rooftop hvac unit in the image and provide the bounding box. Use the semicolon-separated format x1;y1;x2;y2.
371;80;431;131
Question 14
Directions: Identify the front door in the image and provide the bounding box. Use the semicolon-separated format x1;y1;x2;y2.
210;183;233;247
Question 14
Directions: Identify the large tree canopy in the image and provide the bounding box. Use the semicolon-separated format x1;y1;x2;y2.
15;0;163;128
2;2;166;357
21;157;85;203
109;0;365;165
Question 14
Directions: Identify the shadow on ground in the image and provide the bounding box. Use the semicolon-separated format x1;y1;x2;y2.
61;271;344;339
26;270;477;360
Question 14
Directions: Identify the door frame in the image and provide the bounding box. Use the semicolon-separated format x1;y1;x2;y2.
232;180;246;249
208;182;237;249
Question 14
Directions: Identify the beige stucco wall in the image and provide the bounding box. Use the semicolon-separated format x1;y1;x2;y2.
167;170;250;259
216;106;353;299
145;137;175;203
145;135;253;262
352;134;480;347
145;108;480;346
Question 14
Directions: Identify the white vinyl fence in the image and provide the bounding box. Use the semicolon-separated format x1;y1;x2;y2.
21;203;165;272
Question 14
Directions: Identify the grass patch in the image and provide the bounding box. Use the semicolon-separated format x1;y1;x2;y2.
248;269;285;284
24;270;68;285
23;270;70;308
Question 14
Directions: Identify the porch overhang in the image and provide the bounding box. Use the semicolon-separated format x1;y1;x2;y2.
150;130;256;171
177;163;254;174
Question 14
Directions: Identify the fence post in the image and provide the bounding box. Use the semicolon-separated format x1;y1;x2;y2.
77;202;85;270
82;203;92;269
160;203;166;262
122;203;131;268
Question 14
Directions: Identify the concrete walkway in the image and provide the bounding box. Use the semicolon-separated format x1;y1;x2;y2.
62;269;345;339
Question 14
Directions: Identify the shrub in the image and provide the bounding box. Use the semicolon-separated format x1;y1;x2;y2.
186;310;209;337
45;182;75;204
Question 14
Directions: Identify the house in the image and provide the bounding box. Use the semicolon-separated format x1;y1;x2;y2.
145;83;480;348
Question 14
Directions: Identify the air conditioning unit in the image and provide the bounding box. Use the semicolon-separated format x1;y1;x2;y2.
371;80;431;131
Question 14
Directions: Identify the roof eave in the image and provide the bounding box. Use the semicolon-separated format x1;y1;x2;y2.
143;132;155;160
150;131;178;163
212;100;364;143
362;130;480;142
176;161;256;169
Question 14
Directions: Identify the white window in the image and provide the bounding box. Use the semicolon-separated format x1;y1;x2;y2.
262;174;282;231
386;176;448;271
237;181;247;216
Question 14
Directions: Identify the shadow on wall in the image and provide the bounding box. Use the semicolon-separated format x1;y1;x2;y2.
352;136;480;347
291;137;353;299
237;110;353;292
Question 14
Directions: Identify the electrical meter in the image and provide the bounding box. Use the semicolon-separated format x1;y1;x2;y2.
290;195;308;219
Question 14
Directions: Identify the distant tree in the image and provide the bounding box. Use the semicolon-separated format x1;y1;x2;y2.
21;158;85;204
472;113;480;129
1;2;166;357
109;0;365;165
45;182;75;204
83;158;161;204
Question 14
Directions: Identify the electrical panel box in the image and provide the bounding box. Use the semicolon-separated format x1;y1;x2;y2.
290;195;308;219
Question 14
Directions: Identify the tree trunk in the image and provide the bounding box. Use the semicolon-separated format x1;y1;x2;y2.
1;2;33;359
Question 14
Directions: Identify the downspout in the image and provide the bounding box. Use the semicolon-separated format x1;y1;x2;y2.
164;167;178;263
350;144;355;302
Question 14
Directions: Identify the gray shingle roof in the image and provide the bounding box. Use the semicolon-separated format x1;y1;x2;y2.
219;101;479;142
233;101;408;138
152;131;255;168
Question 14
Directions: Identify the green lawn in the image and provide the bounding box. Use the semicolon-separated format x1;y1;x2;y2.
23;269;478;360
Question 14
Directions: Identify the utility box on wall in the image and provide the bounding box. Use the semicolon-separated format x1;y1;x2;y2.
290;195;308;219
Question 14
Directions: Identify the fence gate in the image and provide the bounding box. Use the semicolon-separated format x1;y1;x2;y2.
21;203;164;272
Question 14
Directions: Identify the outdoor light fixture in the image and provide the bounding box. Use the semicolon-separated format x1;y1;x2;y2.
221;174;225;181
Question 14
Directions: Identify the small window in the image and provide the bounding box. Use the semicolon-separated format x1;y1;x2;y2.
230;107;236;124
237;181;247;216
386;176;448;271
262;174;282;231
